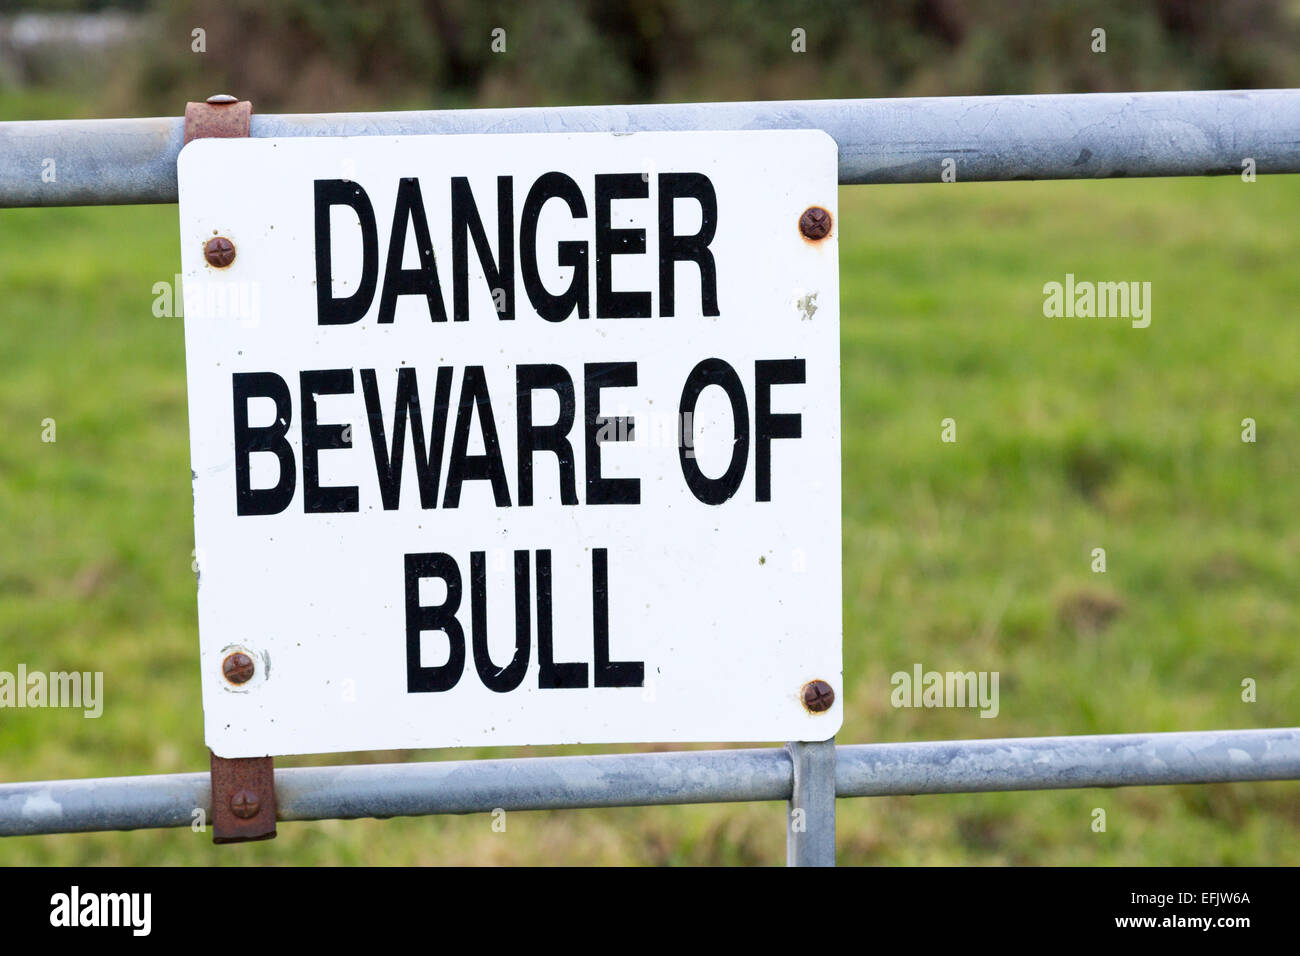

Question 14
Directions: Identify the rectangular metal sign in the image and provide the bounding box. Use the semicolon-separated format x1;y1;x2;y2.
177;130;841;757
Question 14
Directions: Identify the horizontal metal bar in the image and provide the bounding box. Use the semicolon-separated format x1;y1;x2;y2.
0;748;793;836
0;769;209;835
277;747;792;822
836;727;1300;796
2;728;1297;837
2;89;1297;208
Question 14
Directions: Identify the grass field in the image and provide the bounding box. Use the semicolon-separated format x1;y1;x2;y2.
1;155;1297;864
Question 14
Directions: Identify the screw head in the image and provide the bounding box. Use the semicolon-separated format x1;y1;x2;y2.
204;236;236;268
206;93;238;105
798;206;833;241
223;651;255;685
230;789;261;819
801;679;835;713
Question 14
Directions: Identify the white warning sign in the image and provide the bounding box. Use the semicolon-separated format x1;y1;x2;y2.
177;129;841;757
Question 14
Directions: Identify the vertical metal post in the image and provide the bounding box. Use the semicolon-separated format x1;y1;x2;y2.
786;737;836;866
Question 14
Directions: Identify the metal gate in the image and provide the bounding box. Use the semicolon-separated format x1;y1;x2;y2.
2;89;1298;865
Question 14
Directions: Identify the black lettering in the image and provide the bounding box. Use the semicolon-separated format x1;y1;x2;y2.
678;358;749;505
405;552;465;692
594;173;651;318
754;359;804;502
658;172;719;317
443;366;511;508
537;549;587;688
300;369;359;513
517;364;578;507
520;172;589;322
584;362;640;505
452;176;515;322
470;550;530;693
592;548;643;687
360;367;453;510
314;180;379;325
378;177;449;324
232;372;296;516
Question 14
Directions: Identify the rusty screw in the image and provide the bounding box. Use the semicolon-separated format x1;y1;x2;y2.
230;789;261;819
798;206;833;241
204;236;236;268
801;679;835;713
223;651;255;685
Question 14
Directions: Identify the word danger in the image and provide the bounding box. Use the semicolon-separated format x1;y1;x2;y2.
313;170;719;323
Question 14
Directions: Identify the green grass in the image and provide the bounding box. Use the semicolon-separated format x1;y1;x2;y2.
1;171;1298;865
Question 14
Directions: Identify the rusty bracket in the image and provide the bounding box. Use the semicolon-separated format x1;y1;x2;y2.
184;93;252;143
209;750;277;844
185;92;272;845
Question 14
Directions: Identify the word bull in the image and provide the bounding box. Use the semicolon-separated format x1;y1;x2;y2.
405;547;643;693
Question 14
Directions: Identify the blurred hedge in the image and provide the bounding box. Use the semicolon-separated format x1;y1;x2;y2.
9;0;1300;116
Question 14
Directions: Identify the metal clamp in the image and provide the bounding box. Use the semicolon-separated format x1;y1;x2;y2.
185;92;271;845
184;94;252;143
210;751;277;844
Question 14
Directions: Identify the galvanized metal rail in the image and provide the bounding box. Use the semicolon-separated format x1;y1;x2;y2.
2;89;1299;206
1;89;1299;864
3;728;1298;841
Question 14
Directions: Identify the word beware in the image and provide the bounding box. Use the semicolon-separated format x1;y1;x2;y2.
233;359;805;515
